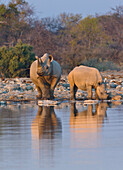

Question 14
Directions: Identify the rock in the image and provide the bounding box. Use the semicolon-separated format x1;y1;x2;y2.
9;95;17;100
22;79;26;83
76;90;85;98
0;90;3;94
38;100;61;106
62;83;70;88
0;89;8;94
25;85;34;91
110;79;116;83
116;85;122;91
17;95;24;99
15;78;21;83
7;84;21;91
110;82;117;88
26;80;32;84
112;95;122;100
116;81;122;85
58;86;66;91
0;101;7;105
106;83;110;89
84;100;99;104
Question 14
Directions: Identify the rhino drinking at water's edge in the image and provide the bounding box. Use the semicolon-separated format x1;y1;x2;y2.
68;65;108;100
30;53;61;100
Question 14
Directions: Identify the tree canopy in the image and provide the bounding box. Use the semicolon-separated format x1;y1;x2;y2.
0;1;123;77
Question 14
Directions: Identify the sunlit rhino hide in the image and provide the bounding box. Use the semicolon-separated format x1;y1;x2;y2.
68;65;108;100
30;53;61;100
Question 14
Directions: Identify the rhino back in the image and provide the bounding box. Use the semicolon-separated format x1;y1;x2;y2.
73;66;103;88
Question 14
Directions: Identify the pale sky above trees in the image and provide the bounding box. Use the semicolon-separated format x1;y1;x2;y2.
1;0;123;18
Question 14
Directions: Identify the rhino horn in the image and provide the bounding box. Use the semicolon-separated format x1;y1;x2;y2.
35;56;39;60
35;56;43;66
35;56;40;67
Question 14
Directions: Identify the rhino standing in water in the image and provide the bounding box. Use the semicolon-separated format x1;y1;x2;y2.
30;53;61;100
68;65;108;100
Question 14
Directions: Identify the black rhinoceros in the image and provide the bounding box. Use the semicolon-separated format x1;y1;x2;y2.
30;53;61;100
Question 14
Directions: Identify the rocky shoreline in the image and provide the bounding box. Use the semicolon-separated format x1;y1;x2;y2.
0;70;123;105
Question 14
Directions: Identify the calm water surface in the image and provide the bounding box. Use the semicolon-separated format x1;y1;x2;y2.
0;101;123;170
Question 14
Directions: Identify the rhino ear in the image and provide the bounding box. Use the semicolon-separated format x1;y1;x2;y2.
49;54;53;62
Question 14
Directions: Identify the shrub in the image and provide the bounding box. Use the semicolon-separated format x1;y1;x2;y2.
0;41;35;78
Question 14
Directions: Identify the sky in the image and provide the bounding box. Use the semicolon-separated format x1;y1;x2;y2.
1;0;123;18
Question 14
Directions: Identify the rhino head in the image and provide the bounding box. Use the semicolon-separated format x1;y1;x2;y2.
36;53;53;76
97;83;108;100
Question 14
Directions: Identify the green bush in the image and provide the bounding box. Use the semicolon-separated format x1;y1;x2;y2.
0;41;35;78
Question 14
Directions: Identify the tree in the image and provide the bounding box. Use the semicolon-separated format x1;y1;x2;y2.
0;0;33;47
26;20;58;57
98;6;123;63
56;13;82;70
55;14;110;70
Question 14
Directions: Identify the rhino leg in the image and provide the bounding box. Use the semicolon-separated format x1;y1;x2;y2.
87;86;92;99
95;88;99;100
68;73;77;100
50;77;59;99
70;84;74;100
36;85;42;99
70;87;75;100
70;84;77;100
38;77;50;100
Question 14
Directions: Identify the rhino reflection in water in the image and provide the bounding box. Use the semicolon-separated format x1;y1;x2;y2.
31;106;62;140
70;102;108;148
31;106;62;161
